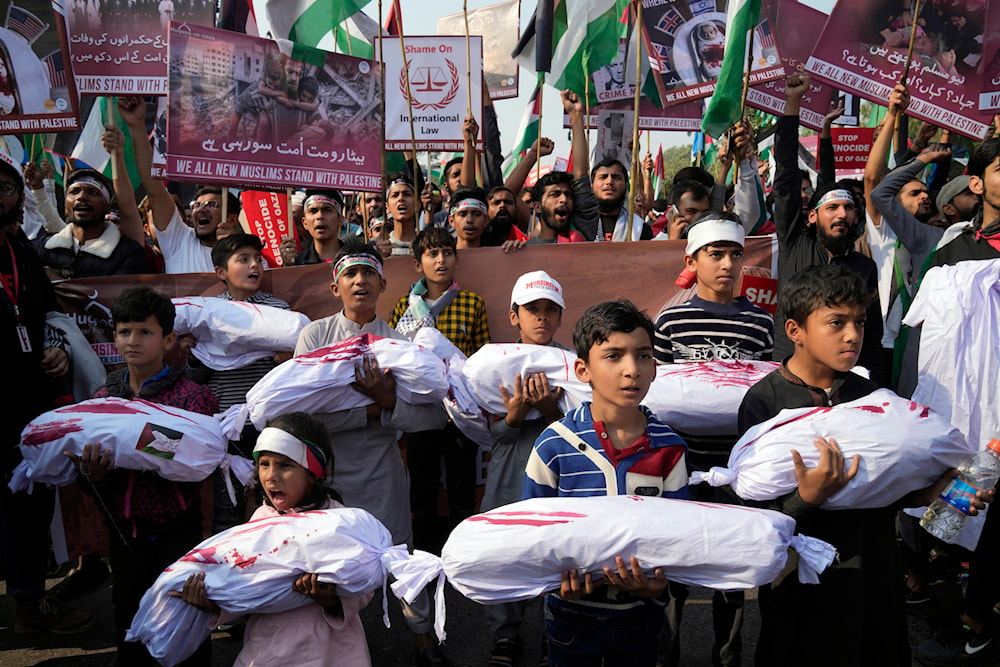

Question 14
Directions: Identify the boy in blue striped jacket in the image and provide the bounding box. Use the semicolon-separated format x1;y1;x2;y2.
522;300;688;666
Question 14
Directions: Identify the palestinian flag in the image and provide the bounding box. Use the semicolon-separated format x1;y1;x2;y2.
70;98;141;186
701;0;763;138
512;0;627;100
652;144;664;199
333;11;378;59
501;80;542;180
263;0;367;48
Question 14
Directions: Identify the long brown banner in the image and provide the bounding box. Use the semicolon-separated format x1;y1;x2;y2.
56;238;777;368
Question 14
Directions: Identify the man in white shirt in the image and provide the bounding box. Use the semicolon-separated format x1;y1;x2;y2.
119;96;241;274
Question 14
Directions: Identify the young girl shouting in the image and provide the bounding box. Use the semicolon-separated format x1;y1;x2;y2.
171;413;373;666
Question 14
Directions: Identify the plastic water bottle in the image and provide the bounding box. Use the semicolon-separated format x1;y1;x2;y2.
920;438;1000;542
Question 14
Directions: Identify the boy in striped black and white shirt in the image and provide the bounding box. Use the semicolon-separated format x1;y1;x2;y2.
652;212;773;667
653;212;773;366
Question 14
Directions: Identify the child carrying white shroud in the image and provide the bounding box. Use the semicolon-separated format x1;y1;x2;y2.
691;389;973;509
441;495;836;604
126;508;446;666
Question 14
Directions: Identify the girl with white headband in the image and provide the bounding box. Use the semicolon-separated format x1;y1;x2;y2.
169;412;374;666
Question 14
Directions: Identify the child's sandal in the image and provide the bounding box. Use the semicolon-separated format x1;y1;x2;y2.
487;636;523;667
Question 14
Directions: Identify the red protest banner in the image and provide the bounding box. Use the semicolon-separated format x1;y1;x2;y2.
982;4;1000;116
814;127;875;173
562;98;704;132
745;0;837;132
240;191;295;268
640;0;784;107
737;274;778;315
805;0;989;139
0;0;82;133
67;8;213;95
54;238;777;368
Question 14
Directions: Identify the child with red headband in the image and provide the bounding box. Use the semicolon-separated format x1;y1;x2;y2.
170;412;374;667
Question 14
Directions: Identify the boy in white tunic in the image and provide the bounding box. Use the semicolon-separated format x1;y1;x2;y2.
293;238;449;666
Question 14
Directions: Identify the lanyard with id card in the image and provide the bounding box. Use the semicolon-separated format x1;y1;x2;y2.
3;241;31;353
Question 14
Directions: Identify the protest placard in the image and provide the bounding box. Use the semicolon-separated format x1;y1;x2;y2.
641;0;784;107
151;96;167;178
437;0;519;100
383;35;483;151
982;4;1000;115
745;0;836;132
594;107;635;168
563;98;704;132
806;0;989;139
592;38;633;105
65;0;213;94
0;0;81;133
166;23;382;192
523;157;568;188
737;274;778;315
240;191;295;268
822;127;875;173
54;238;777;367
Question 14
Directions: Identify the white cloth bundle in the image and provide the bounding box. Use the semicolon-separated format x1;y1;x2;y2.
412;328;494;451
9;397;239;492
441;495;836;604
226;333;450;434
463;344;590;420
172;297;311;371
125;508;446;666
642;360;779;435
901;259;1000;549
691;390;974;509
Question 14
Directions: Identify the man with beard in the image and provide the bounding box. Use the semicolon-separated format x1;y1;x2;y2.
525;168;602;245
932;138;1000;267
590;157;652;241
772;74;885;384
520;90;599;245
1;153;96;635
31;169;146;278
481;186;518;246
871;147;977;286
120;96;241;274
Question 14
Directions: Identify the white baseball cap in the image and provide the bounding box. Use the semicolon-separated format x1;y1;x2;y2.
510;270;565;310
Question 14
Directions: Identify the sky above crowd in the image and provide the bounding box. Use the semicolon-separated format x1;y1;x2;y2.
371;0;836;166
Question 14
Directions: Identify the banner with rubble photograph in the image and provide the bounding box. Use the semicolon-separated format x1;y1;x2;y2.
745;0;837;132
0;0;82;133
437;0;519;100
805;0;990;139
641;0;784;107
66;0;214;94
166;23;383;191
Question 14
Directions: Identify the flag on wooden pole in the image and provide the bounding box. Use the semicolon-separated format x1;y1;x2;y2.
700;0;762;138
